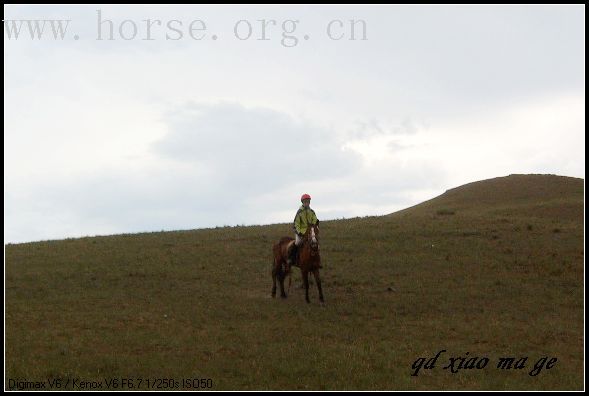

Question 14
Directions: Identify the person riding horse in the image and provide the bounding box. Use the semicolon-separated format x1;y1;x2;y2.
286;193;320;272
271;194;324;303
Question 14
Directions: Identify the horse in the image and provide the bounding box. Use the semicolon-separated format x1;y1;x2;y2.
271;224;324;304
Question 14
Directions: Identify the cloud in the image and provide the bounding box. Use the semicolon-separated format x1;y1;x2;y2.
346;117;427;140
5;103;366;242
154;102;362;193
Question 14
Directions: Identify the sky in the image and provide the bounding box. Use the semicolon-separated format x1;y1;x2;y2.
4;4;585;243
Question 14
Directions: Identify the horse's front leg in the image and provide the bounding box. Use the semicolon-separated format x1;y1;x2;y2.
313;269;324;304
302;270;310;303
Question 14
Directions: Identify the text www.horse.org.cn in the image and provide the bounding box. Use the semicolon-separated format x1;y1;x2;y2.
93;10;367;47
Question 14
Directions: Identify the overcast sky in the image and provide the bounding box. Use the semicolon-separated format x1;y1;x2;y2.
4;4;585;243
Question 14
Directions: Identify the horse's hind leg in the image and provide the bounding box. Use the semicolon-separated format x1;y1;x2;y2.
278;264;287;298
271;260;277;298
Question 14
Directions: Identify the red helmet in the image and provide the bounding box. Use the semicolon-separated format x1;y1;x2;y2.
301;194;312;202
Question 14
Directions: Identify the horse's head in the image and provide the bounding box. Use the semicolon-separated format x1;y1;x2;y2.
306;224;319;253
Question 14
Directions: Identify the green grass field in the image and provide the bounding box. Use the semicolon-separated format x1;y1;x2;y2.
5;174;584;390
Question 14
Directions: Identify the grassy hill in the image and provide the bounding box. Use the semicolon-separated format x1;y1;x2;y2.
5;174;584;390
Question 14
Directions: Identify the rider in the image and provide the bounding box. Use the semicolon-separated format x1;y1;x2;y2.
287;194;319;270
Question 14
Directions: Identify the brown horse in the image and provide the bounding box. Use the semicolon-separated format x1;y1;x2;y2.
272;224;324;304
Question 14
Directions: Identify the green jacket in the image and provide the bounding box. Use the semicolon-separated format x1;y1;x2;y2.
293;205;319;235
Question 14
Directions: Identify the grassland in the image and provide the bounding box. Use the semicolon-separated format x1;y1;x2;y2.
5;174;584;390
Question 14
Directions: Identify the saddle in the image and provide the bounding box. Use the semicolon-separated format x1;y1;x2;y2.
285;240;299;269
